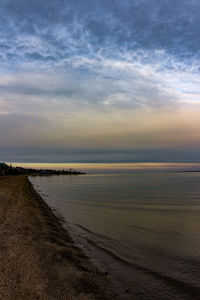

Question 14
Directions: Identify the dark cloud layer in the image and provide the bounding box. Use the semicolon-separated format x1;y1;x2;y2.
1;146;200;164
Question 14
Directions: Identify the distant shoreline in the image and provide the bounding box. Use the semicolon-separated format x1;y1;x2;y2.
0;162;85;176
172;170;200;173
0;175;116;299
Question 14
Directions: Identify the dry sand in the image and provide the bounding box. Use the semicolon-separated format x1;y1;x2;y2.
0;175;117;300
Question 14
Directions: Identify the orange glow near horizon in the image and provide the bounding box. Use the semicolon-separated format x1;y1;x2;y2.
12;162;200;172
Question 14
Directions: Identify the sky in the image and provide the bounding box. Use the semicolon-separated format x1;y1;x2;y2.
0;0;200;163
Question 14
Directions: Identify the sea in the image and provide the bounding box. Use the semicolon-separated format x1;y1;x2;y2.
28;163;200;299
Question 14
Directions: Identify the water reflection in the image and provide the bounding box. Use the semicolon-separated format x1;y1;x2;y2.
31;171;200;299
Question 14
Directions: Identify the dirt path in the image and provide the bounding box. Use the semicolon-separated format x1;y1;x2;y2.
0;176;116;300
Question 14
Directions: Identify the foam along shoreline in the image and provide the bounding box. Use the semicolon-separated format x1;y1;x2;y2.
0;175;116;300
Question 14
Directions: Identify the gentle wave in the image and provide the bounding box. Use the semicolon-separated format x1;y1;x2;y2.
74;223;114;241
75;221;200;295
85;236;200;298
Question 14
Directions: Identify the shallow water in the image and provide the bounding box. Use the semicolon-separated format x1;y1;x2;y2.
30;171;200;299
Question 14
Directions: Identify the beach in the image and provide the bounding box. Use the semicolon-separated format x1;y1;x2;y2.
0;175;116;300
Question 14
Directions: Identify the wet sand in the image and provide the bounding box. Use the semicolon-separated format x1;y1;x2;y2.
0;175;116;300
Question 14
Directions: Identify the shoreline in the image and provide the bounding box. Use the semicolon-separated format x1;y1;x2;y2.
0;175;116;299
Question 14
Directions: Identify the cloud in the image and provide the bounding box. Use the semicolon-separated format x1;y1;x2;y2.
0;0;200;162
1;0;200;67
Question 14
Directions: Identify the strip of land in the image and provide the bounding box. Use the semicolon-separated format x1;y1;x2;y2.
0;175;116;300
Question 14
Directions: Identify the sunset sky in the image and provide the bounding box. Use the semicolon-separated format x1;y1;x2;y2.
0;0;200;163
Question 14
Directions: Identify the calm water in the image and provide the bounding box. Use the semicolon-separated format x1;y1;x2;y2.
30;170;200;299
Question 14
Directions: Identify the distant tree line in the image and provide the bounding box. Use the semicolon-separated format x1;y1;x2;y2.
0;163;85;176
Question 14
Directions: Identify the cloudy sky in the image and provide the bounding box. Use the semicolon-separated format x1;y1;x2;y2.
0;0;200;163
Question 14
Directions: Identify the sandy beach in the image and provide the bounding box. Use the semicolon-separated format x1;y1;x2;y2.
0;175;116;300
